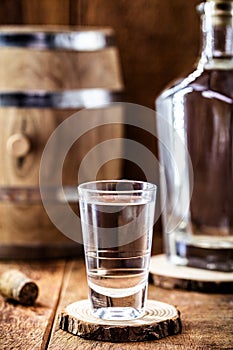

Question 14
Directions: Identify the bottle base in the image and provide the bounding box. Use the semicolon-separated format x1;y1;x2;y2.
166;229;233;272
174;241;233;272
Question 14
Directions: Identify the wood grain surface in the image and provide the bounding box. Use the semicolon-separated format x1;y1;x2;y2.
0;260;66;350
149;254;233;293
73;0;201;107
22;0;70;24
48;260;233;350
68;0;201;183
0;259;232;349
59;299;181;342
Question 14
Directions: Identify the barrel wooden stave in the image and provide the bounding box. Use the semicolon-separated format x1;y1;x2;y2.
0;49;123;91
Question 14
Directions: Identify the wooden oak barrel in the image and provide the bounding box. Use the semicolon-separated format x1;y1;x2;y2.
0;26;124;259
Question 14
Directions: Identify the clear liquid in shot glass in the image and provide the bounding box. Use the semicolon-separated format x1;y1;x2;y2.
80;194;155;321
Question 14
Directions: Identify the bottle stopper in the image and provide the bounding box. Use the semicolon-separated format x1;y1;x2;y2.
0;269;39;305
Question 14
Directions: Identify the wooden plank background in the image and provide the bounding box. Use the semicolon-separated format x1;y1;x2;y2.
0;0;201;177
0;0;201;108
0;0;201;249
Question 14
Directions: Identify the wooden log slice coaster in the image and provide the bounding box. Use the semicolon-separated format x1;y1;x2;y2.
149;254;233;293
59;299;182;342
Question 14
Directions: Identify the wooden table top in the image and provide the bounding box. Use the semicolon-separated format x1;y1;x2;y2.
0;258;232;350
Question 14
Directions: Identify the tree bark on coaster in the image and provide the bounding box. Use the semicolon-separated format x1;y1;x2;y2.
59;299;182;342
149;255;233;293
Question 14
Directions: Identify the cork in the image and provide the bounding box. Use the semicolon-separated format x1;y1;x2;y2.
0;269;39;305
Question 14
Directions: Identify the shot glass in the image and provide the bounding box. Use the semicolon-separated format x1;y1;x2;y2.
78;180;157;321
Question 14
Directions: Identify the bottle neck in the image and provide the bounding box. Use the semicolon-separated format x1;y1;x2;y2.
198;1;233;69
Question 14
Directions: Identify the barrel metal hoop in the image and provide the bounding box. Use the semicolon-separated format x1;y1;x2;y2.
0;89;124;109
0;31;116;51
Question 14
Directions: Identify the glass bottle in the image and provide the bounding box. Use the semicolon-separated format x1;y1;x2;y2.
156;0;233;271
